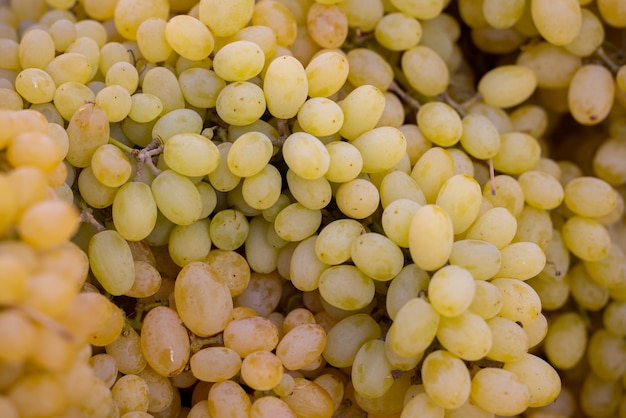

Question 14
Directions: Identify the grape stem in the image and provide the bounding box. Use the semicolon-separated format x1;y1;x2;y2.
189;333;224;353
132;137;164;181
108;137;135;154
16;304;77;342
489;159;496;196
595;46;621;74
79;206;106;232
276;118;290;145
388;80;421;111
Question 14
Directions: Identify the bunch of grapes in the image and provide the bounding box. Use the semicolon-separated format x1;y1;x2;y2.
1;0;626;417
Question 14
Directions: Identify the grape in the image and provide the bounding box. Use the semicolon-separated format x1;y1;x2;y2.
351;126;406;173
151;169;203;226
227;131;274;177
241;350;284;391
401;45;449;97
111;374;150;415
168;219;212;267
305;50;349;98
568;64;615;126
212;40;264;82
478;65;537;109
15;68;56;104
318;265;375;310
163;133;220;178
112;182;158;242
164;15;213;61
530;0;582;46
140;306;190;378
307;3;348;49
339;84;386;140
252;0;298;47
296;97;344;137
389;298;440;357
216;81;267;126
174;261;233;337
421;349;470;409
562;216;611;262
470;367;530;416
113;0;170;40
409;204;454;271
285;169;331;210
142;67;185;115
375;12;421;51
88;229;135;296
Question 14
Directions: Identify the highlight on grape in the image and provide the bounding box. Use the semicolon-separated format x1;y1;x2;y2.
1;0;626;417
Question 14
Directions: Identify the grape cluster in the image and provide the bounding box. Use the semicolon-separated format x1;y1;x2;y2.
0;0;626;417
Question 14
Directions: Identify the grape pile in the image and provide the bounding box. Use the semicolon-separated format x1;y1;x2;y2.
0;0;625;417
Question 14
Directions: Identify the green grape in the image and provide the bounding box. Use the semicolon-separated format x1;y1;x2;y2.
178;68;225;110
564;176;618;218
351;339;394;399
289;235;329;291
227;131;274;178
564;8;605;57
112;181;158;241
138;365;176;413
596;0;626;27
580;371;621;418
113;0;169;40
469;368;530;416
562;216;611;261
242;164;283;210
381;199;422;248
168;218;212;267
389;297;440;357
346;48;394;92
135;18;171;63
390;0;444;19
386;264;430;321
569;261;610;311
140;306;190;378
460;113;501;160
199;0;255;38
285;169;331;210
307;3;349;49
152;108;204;142
323;313;381;368
128;93;163;123
263;55;308;119
88;229;135;296
409;204;454;271
603;300;626;337
586;328;626;381
163;133;220;178
15;68;56;104
351;232;404;281
410;147;454;203
335;178;380;220
380;170;426;208
95;84;132;122
18;28;56;69
435;174;482;234
469;280;503;320
208;142;242;192
351;126;407;174
209;209;249;251
324;140;363;183
305;50;349;98
227;25;279;62
252;0;298;47
65;36;100;81
190;347;242;383
104;62;138;95
91;143;132;188
318;265;375;310
428;265;476;317
374;12;421;51
65;102;110;168
437;310;492;361
164;15;214;61
493;241;546;281
491;132;541;175
142;66;186;114
478;65;537;108
296;97;344;137
530;0;582;46
401;45;449;97
421;350;471;409
77;166;118;210
503;353;561;407
244;216;279;274
482;0;525;28
517;170;564;210
212;40;265;82
276;323;327;371
282;131;330;179
111;374;150;415
516;42;581;90
417;102;463;147
485;316;528;362
175;261;233;337
339;84;386;140
449;239;502;281
568;64;615;126
216;81;267;126
106;325;147;375
491;277;541;326
150;170;202;226
314;218;365;265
